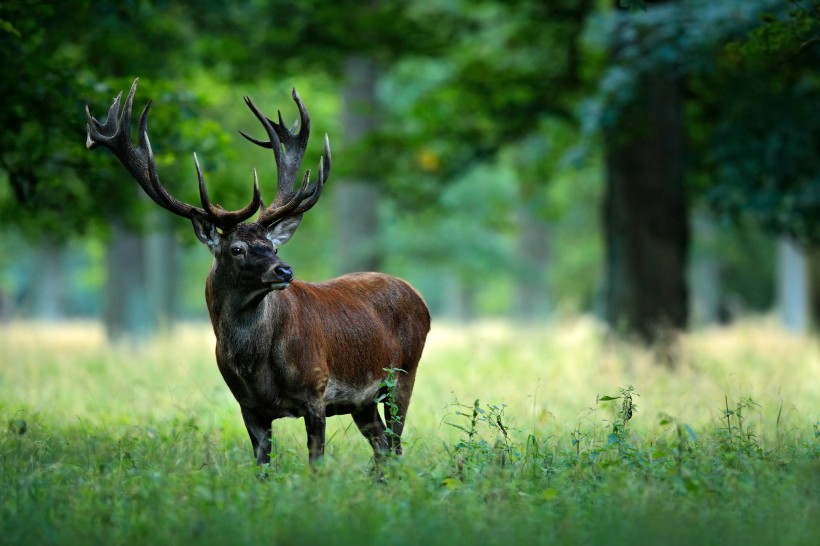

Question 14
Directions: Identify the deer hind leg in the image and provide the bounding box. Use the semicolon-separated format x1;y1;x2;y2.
382;368;417;456
304;404;327;465
241;407;273;465
351;403;389;460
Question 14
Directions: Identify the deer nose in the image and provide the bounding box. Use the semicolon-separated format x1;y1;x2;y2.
274;265;293;283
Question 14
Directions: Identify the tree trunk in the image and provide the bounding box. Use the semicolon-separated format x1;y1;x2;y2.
777;237;810;333
515;206;550;320
690;213;723;326
145;213;178;329
30;237;68;321
334;55;382;274
104;222;152;341
811;248;820;330
602;69;689;344
442;274;475;322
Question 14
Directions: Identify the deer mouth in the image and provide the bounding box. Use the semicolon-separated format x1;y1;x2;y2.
262;266;293;291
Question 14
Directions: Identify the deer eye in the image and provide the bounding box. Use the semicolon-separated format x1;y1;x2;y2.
230;246;244;256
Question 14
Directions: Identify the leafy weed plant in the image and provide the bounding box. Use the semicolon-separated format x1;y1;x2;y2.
376;366;406;441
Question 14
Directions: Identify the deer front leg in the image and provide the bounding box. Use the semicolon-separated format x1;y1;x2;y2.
241;407;273;465
304;405;326;465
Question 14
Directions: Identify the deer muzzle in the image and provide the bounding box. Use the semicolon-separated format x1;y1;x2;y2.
263;264;294;290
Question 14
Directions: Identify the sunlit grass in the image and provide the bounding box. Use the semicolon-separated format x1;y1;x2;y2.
1;318;818;545
2;317;819;456
4;317;818;438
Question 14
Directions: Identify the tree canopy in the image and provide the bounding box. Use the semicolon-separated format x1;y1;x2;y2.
1;0;817;329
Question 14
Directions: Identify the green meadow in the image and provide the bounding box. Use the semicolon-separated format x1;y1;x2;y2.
1;319;818;545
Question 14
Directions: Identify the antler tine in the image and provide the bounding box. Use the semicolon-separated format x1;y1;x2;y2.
240;95;300;199
194;153;262;224
85;90;122;149
137;100;188;209
86;78;261;231
241;89;330;228
288;135;332;217
86;80;177;210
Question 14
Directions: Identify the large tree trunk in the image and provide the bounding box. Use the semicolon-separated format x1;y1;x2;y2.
777;237;810;333
811;248;820;330
442;274;475;322
334;55;382;274
690;213;723;326
602;69;689;344
104;205;179;341
145;213;178;329
104;222;151;341
515;206;551;320
30;237;68;321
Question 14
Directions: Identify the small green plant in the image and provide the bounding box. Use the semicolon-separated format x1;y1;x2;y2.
485;403;515;466
569;427;586;460
446;399;484;469
598;385;638;446
657;412;700;492
445;399;517;473
376;367;406;440
719;395;762;456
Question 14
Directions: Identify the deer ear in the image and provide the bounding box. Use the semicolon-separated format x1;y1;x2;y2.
191;213;220;253
266;215;302;247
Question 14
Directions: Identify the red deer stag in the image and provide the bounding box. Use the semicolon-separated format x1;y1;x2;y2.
85;79;430;466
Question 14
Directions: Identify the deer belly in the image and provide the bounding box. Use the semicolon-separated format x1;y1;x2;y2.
323;378;382;408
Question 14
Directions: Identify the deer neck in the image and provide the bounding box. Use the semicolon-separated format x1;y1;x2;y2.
205;269;291;348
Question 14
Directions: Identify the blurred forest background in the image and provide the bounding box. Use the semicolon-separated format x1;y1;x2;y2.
0;0;818;343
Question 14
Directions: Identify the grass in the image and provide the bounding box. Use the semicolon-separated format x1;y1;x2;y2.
1;317;819;545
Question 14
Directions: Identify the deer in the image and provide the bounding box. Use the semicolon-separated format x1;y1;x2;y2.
85;79;430;466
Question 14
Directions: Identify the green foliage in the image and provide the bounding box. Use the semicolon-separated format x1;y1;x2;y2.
0;1;227;239
0;2;98;237
381;159;519;301
584;0;773;132
586;0;820;244
376;0;593;200
1;0;600;315
186;0;458;80
726;0;820;58
0;0;457;238
693;1;820;243
2;0;818;325
619;0;646;11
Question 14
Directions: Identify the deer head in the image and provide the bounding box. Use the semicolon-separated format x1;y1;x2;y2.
85;78;331;297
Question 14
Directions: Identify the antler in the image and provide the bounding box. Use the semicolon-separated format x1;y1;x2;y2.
86;78;262;231
240;89;332;228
